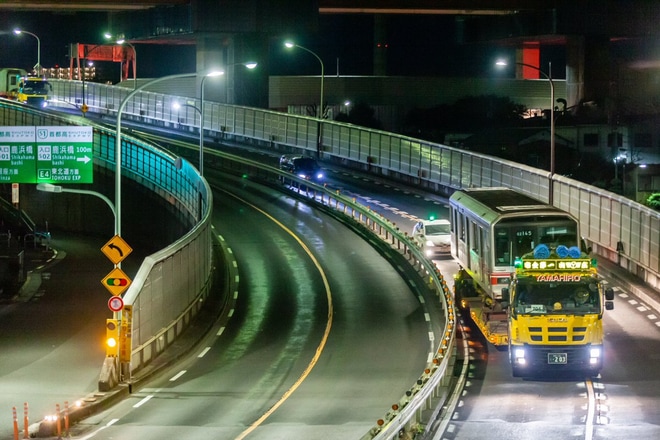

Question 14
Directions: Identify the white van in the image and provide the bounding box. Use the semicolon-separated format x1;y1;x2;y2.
412;218;451;257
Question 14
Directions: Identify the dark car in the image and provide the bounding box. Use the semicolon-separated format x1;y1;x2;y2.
279;155;324;182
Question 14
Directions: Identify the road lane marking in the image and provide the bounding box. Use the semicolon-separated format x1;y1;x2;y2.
133;395;153;408
169;370;187;381
220;188;335;440
78;418;119;439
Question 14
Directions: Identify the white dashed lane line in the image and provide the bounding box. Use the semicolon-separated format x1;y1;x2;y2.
611;285;660;327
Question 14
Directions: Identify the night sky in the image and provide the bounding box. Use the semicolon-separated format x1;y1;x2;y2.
1;9;657;83
0;10;536;82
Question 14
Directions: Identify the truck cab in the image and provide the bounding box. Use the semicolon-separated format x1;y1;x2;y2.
17;76;52;107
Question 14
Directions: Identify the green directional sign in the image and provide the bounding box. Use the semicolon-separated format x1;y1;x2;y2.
0;125;94;184
36;126;94;184
0;126;37;183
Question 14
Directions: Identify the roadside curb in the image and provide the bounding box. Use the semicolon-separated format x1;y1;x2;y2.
597;258;660;313
34;231;238;438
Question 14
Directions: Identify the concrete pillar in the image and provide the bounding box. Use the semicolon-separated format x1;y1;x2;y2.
195;33;229;102
516;42;541;79
565;35;585;110
195;32;268;108
566;35;611;112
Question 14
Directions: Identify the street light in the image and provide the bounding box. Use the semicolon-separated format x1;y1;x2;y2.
13;29;41;75
284;42;324;118
199;71;224;175
635;163;647;202
104;33;137;89
285;41;324;156
496;59;555;204
115;70;223;236
36;184;116;234
222;61;257;104
173;100;204;175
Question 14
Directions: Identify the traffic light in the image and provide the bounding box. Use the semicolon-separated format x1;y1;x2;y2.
105;319;119;356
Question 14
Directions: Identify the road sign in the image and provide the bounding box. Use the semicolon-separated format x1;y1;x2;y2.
101;235;133;265
102;267;132;296
0;125;93;184
108;295;124;312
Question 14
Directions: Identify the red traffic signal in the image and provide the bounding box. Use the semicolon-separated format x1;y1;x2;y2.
106;278;128;286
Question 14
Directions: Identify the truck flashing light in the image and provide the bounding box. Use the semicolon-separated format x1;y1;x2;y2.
523;259;591;271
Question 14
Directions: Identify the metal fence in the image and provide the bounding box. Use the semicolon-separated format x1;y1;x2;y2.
53;79;659;292
46;78;660;437
0;99;214;378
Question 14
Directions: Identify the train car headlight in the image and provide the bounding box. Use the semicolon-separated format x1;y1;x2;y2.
514;348;526;364
590;347;601;364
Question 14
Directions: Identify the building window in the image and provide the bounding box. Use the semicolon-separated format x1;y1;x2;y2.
584;133;599;147
608;132;622;147
635;133;652;149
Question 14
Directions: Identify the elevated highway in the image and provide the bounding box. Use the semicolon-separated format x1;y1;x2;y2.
1;75;659;439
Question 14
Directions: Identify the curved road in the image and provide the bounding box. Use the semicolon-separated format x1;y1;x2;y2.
3;128;659;439
64;169;434;439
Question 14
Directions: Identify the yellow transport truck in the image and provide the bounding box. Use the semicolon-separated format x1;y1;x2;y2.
16;75;52;107
0;68;51;107
503;246;614;377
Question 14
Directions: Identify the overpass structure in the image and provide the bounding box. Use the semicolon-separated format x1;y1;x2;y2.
2;75;658;438
3;1;660;113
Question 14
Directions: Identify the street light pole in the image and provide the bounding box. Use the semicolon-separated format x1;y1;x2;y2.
285;42;325;156
221;61;257;104
13;29;41;75
199;71;225;175
173;101;204;175
117;40;137;90
36;184;117;235
496;59;555;204
105;33;137;89
115;70;223;235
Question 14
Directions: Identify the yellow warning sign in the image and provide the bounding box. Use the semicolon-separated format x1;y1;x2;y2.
101;235;133;265
102;267;132;296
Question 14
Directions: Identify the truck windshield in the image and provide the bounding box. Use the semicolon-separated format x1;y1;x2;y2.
513;280;599;314
21;81;49;94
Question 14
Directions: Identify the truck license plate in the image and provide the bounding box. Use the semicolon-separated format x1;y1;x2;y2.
548;353;567;364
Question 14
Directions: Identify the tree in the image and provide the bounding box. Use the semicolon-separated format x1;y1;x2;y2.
334;102;381;129
647;193;660;211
